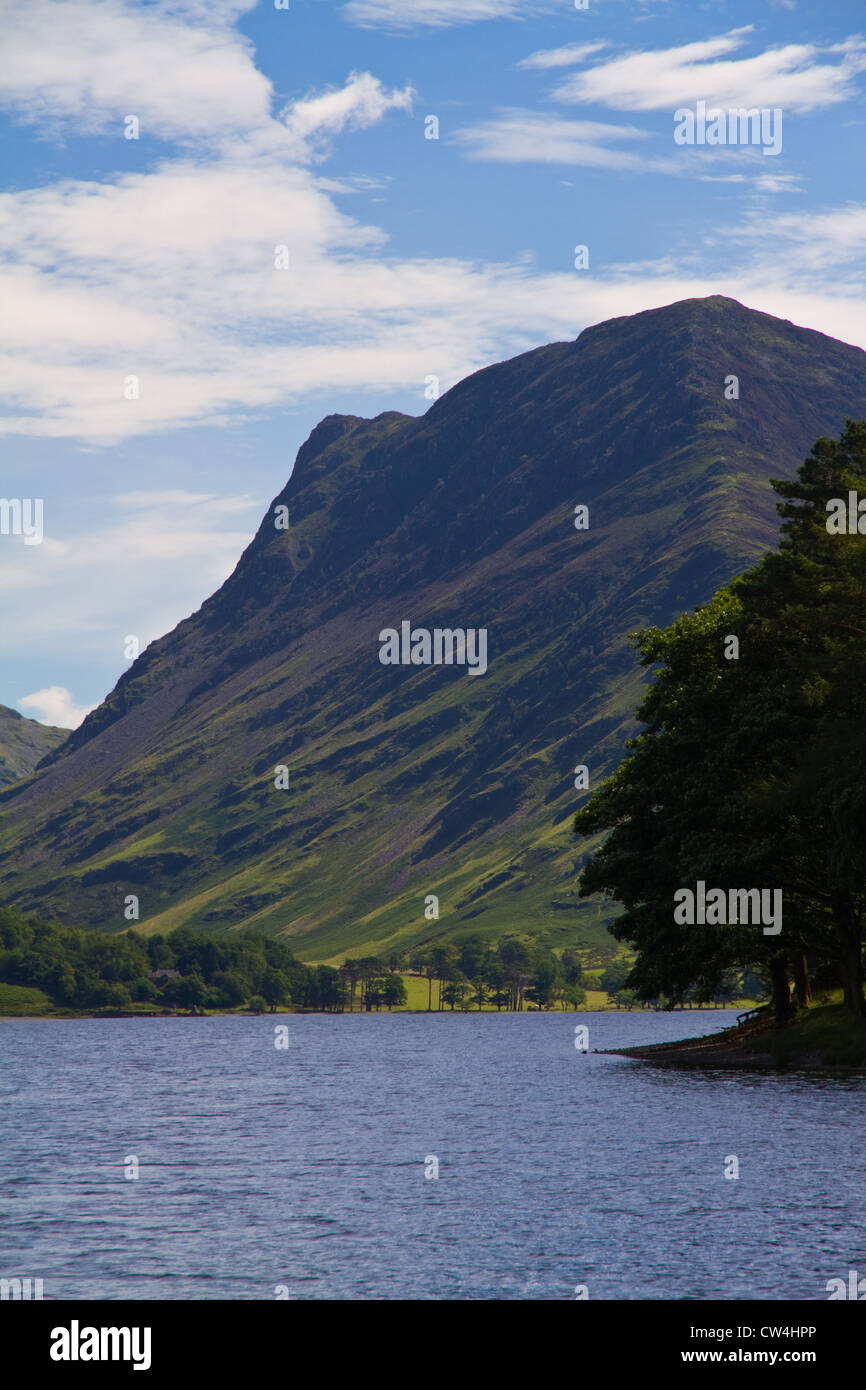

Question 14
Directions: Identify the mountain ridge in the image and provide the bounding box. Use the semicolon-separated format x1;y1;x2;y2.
3;295;866;961
0;706;67;791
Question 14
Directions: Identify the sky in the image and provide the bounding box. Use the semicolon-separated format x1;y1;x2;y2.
2;0;865;727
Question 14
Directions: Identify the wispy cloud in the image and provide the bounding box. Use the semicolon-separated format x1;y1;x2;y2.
0;0;861;455
455;109;665;171
0;491;262;673
517;42;609;71
0;1;587;443
731;202;866;271
0;150;595;442
455;108;802;188
341;0;539;30
552;28;866;112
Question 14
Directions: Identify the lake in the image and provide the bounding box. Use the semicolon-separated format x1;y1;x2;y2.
2;1010;863;1300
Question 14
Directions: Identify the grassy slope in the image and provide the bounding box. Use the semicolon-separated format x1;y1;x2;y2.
2;300;866;966
0;982;55;1016
0;707;67;790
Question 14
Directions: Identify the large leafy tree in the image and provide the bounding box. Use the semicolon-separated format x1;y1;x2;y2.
575;421;866;1019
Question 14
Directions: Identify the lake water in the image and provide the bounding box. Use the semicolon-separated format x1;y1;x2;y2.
1;1010;863;1300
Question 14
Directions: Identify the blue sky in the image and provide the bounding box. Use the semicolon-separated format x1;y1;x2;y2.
2;0;865;726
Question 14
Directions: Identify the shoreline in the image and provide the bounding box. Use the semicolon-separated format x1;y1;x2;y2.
0;1004;740;1022
605;1007;866;1072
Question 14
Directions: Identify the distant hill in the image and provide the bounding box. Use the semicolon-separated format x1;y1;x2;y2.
2;295;865;961
0;706;67;790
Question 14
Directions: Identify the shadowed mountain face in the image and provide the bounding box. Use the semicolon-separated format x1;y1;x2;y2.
0;707;67;791
2;296;866;960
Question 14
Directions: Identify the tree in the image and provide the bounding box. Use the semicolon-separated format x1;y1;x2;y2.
429;945;458;1011
599;960;632;996
363;978;386;1011
177;974;206;1015
382;974;408;1010
311;965;345;1012
49;961;78;1004
484;959;508;1011
470;975;488;1011
499;938;533;1011
248;994;267;1014
356;958;385;1012
560;948;584;988
556;981;586;1011
457;935;488;979
422;956;437;1012
526;956;560;1010
340;959;362;1013
212;970;247;1007
440;975;468;1011
575;422;866;1020
261;968;291;1013
91;981;132;1011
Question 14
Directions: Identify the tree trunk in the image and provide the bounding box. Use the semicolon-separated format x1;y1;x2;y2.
792;953;811;1009
769;956;795;1027
833;894;865;1018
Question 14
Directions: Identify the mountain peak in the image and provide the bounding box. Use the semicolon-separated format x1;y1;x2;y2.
3;299;866;956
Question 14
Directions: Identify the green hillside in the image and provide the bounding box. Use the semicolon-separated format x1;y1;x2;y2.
0;705;67;790
1;296;865;964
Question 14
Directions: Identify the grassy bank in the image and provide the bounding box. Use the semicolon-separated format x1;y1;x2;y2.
0;982;57;1016
610;994;866;1069
1;973;763;1020
744;1000;866;1067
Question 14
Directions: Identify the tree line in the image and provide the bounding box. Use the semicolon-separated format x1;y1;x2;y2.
0;910;591;1015
402;936;586;1011
574;421;866;1023
0;911;361;1014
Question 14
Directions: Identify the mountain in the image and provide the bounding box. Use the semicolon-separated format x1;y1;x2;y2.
2;296;866;962
0;706;67;791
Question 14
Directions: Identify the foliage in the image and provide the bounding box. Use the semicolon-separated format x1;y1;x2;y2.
402;933;587;1011
575;421;866;1020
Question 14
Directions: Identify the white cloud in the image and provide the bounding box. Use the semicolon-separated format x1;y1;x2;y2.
518;43;609;71
732;202;866;271
552;28;866;113
0;491;262;667
748;171;804;194
455;109;662;171
341;0;535;29
455;109;801;187
0;146;601;442
18;686;97;729
281;71;414;147
4;250;866;687
0;2;586;444
0;0;862;455
0;0;269;141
